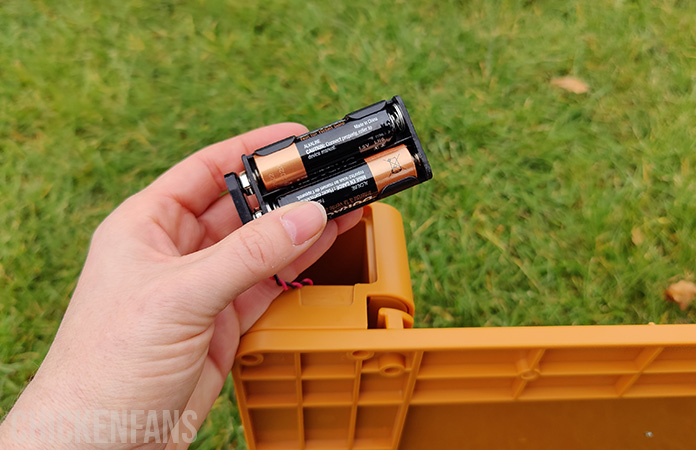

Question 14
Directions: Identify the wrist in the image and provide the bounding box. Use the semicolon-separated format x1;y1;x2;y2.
0;372;160;450
1;382;194;450
0;404;181;450
0;373;99;450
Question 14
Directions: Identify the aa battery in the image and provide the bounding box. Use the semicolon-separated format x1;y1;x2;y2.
274;144;417;219
251;103;406;191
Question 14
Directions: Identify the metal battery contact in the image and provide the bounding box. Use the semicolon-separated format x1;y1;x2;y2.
238;171;253;196
388;103;406;133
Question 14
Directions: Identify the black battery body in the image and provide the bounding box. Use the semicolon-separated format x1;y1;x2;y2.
275;144;418;220
243;101;404;192
224;96;432;224
292;107;400;175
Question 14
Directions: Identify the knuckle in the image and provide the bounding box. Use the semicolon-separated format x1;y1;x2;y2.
233;226;278;275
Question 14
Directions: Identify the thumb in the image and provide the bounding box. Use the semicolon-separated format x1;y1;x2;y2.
181;201;327;316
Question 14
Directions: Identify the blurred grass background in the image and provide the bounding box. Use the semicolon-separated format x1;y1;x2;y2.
1;0;696;447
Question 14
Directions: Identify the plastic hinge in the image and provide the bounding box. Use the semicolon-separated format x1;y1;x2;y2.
377;307;414;330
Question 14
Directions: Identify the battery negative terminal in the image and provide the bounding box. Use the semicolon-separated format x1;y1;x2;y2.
238;171;253;196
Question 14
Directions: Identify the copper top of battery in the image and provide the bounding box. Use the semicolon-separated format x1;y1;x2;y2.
365;144;417;192
253;143;308;191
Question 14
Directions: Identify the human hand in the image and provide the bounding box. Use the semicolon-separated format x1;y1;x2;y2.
0;123;363;449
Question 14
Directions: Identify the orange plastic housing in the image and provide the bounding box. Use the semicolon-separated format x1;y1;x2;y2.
232;203;696;450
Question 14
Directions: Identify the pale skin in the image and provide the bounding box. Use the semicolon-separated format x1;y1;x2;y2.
0;123;363;449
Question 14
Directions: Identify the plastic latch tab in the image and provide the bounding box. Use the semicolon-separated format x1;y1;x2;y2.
377;307;414;329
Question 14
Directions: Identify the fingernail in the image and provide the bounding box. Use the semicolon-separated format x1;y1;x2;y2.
281;202;327;245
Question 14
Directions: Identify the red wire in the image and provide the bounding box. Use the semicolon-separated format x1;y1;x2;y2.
271;275;313;290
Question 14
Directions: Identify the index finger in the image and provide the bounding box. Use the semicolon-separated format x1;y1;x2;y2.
146;122;309;216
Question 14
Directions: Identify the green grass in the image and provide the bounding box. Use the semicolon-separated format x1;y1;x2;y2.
2;0;696;448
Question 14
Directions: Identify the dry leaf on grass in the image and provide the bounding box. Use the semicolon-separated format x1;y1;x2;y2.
664;280;696;311
631;227;645;246
550;76;589;94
